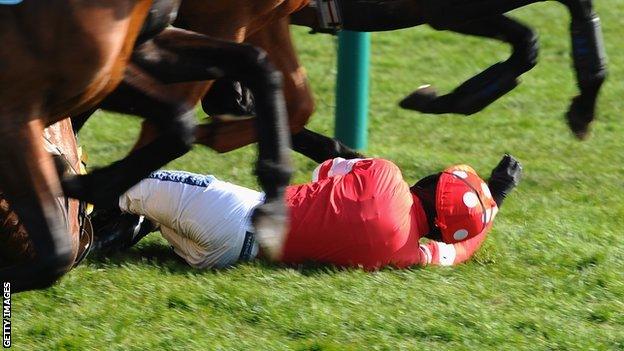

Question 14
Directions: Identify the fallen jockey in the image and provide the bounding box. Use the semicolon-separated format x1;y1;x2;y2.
93;154;522;270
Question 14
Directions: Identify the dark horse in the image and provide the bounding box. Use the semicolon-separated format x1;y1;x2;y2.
0;0;292;292
71;0;362;166
182;0;605;146
290;0;607;139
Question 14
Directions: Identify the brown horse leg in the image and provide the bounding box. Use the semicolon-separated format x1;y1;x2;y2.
248;18;314;135
131;29;292;258
192;18;312;152
199;18;362;163
0;120;74;292
252;19;363;162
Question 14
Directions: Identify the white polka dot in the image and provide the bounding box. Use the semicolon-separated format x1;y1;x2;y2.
463;192;479;208
453;229;469;241
453;170;468;179
481;182;492;199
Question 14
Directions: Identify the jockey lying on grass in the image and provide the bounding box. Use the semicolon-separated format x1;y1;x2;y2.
97;155;522;270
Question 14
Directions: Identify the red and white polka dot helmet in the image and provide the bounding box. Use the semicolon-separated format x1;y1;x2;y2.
435;165;499;244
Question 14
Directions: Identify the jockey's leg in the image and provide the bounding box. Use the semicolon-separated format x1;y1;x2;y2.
401;15;538;115
118;171;263;268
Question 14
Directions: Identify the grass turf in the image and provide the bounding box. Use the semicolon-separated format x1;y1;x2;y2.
11;2;624;350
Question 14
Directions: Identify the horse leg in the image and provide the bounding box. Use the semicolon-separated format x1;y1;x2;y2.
291;129;364;163
198;18;361;163
401;15;538;115
62;76;196;208
0;120;74;292
71;107;99;134
199;17;314;149
130;29;292;259
421;0;605;135
557;0;606;139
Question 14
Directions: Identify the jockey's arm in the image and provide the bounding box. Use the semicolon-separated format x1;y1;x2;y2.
419;230;489;266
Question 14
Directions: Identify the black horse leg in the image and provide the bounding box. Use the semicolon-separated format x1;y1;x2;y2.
423;0;605;136
401;15;538;115
291;129;364;163
71;107;98;134
557;0;606;139
199;79;363;163
62;79;196;208
131;29;292;258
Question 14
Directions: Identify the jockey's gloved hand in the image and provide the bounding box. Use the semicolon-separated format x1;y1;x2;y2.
487;154;522;207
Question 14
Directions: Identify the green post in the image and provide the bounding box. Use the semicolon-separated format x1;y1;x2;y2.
335;31;371;150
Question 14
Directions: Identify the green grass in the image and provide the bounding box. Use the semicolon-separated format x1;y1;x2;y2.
12;3;624;350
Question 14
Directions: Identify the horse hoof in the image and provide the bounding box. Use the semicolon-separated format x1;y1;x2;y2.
566;97;594;141
399;85;439;112
252;199;288;261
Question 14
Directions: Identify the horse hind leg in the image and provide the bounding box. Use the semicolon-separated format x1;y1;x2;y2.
401;15;538;116
557;0;607;139
0;120;75;293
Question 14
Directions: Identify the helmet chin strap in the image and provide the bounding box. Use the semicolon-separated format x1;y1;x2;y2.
411;173;442;240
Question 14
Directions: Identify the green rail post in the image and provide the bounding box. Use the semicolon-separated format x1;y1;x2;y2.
335;31;371;150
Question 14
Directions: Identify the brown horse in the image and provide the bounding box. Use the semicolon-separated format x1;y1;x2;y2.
71;0;362;164
0;0;154;292
0;119;92;271
0;0;293;292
